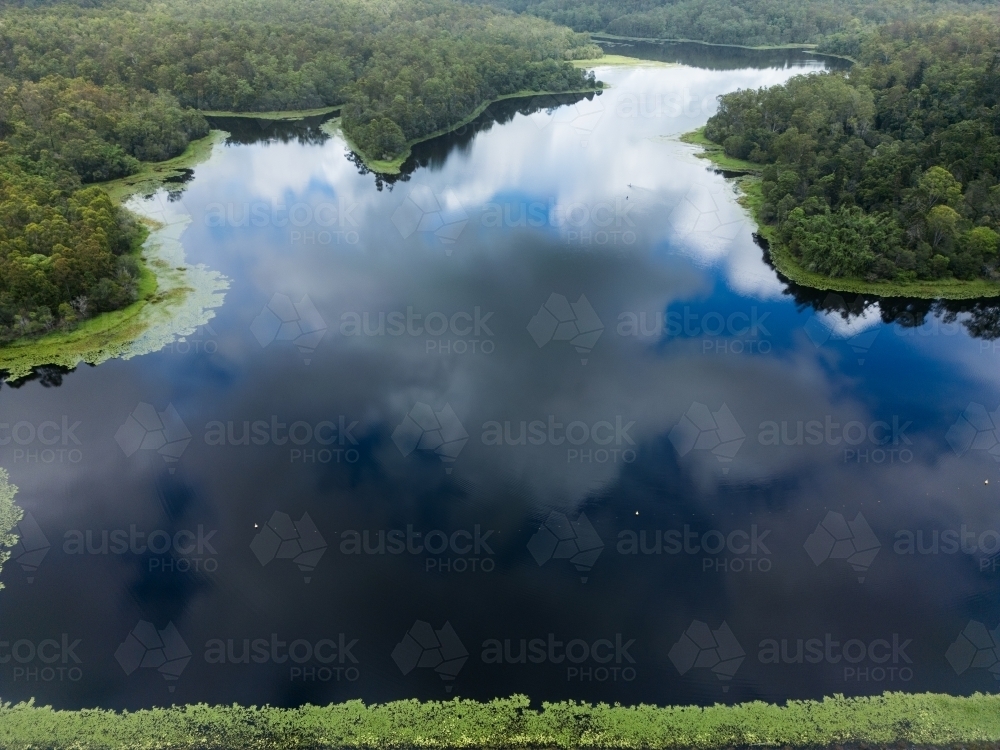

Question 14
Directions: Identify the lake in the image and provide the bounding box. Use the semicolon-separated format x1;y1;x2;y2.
2;42;1000;710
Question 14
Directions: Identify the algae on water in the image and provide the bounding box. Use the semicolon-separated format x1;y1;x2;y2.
0;469;22;590
0;134;230;382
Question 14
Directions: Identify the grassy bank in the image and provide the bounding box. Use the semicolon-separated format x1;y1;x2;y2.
335;86;606;175
0;130;229;381
199;105;340;120
591;31;820;51
680;127;761;173
681;128;1000;299
0;225;157;381
1;692;1000;749
591;33;856;64
572;54;678;67
99;130;228;203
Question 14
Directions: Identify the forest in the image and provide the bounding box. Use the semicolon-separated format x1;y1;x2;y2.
703;15;1000;284
469;0;990;49
0;0;598;343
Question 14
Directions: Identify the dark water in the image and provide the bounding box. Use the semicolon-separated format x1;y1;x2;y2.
3;46;1000;712
595;38;855;72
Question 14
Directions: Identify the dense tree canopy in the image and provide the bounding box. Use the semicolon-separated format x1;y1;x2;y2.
469;0;989;48
0;0;597;342
703;16;1000;283
0;0;598;155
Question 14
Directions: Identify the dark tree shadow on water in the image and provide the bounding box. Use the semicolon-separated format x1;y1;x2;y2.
346;91;600;188
754;233;1000;340
0;363;80;390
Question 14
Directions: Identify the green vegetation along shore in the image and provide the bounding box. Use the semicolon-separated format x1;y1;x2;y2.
680;127;762;174
686;127;1000;299
591;31;822;52
2;692;1000;749
470;0;989;51
198;106;341;120
0;0;599;362
0;468;19;590
0;131;230;381
326;86;605;175
682;14;1000;299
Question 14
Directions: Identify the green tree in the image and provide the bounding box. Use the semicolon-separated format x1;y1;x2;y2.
0;468;22;590
926;205;961;249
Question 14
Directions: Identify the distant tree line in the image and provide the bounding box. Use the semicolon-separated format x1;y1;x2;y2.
0;0;597;342
469;0;989;48
703;16;1000;283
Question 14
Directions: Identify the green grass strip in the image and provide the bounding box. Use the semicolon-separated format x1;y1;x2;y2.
198;106;341;120
1;692;1000;750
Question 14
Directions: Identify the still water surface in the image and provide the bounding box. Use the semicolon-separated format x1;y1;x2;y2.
2;43;1000;710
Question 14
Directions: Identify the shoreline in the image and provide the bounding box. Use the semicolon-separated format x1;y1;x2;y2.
0;131;230;381
0;80;609;374
333;85;606;175
679;127;1000;300
199;105;340;120
591;31;857;62
572;53;679;67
